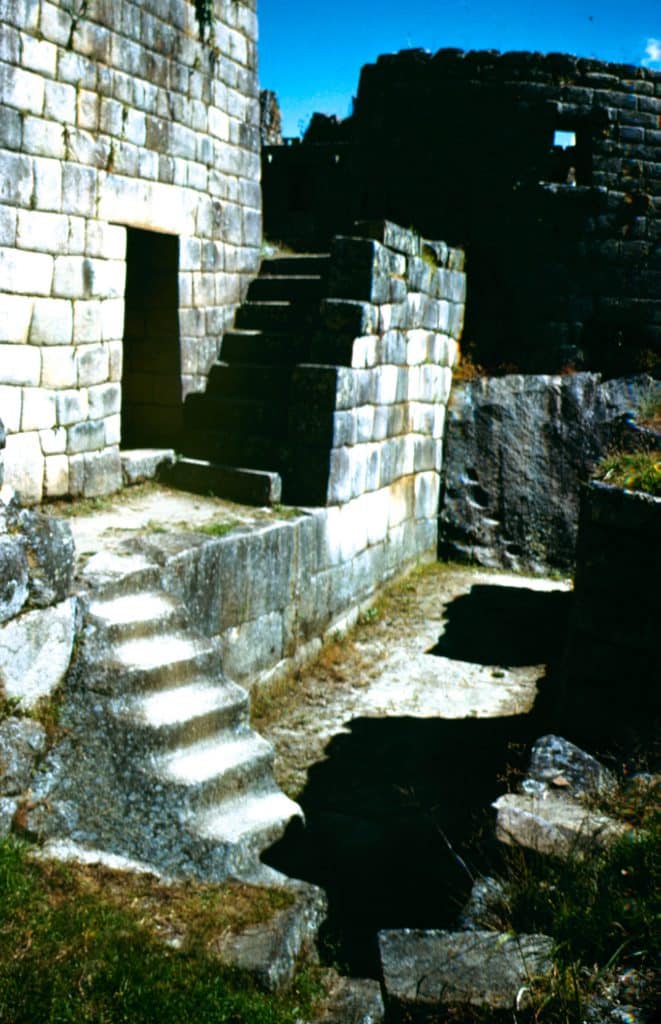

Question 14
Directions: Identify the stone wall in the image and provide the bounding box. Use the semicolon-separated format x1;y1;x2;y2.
263;48;660;374
560;481;660;738
440;373;656;573
285;222;464;508
0;0;260;503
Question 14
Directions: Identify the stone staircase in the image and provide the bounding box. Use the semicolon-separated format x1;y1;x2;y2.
167;254;329;504
71;563;301;881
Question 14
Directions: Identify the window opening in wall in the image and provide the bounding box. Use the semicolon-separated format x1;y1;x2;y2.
553;130;577;148
121;228;182;449
549;125;591;186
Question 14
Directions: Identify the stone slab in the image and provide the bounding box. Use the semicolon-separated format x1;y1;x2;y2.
379;928;553;1017
162;457;282;506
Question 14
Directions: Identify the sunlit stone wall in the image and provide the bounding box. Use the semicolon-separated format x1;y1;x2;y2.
0;0;260;502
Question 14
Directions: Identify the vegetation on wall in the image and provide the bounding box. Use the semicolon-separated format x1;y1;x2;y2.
194;0;215;40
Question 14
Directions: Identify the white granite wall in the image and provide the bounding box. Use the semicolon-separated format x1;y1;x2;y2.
0;0;260;502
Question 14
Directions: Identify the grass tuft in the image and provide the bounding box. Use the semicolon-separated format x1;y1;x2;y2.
593;450;661;496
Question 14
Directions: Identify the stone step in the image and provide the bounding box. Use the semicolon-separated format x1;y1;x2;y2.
185;393;290;436
204;362;293;399
247;275;325;303
153;731;275;807
164;455;282;505
105;644;221;695
235;301;318;333
88;591;181;642
79;553;163;600
114;678;250;750
220;329;311;366
181;430;286;476
260;254;330;276
195;787;302;851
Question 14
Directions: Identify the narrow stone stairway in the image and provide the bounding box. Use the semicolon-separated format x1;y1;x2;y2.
169;254;329;503
76;566;301;880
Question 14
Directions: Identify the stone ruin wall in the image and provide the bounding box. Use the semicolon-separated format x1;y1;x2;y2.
263;49;660;374
0;0;260;504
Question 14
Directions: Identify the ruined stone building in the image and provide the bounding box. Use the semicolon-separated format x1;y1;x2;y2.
1;0;261;503
264;49;660;375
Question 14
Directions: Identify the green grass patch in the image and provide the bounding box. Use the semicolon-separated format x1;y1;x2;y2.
193;518;241;537
0;838;319;1024
593;450;661;496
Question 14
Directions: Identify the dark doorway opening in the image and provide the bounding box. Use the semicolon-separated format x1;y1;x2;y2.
121;228;182;448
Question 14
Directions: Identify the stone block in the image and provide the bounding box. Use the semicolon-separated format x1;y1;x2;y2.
88;383;120;419
56;389;88;426
29;298;73;345
0;344;40;386
0;103;22;150
0;204;17;247
379;928;554;1017
0;598;77;708
0;294;32;343
0;62;45;115
61;164;97;217
22;115;66;159
0;386;22;433
43;454;69;497
107;341;123;381
17;209;69;254
73;300;103;343
0;718;46;795
16;506;74;606
354;220;421;257
3;431;43;502
86;222;126;261
40;2;73;47
67;418;106;454
37;343;76;391
39;427;67;455
100;298;125;341
0;247;53;296
32;156;62;211
21;388;56;431
79;447;122;496
0;533;28;623
104;414;121;445
76;344;110;387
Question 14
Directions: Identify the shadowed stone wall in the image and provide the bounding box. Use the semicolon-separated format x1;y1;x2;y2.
560;482;660;738
263;48;660;375
0;0;260;502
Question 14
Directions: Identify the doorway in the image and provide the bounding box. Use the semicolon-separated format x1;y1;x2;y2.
121;228;182;448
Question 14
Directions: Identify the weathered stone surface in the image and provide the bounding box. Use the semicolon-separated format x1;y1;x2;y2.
0;717;46;795
0;534;29;623
523;734;617;800
210;880;327;991
16;508;75;607
440;373;655;572
305;972;385;1024
0;415;4;486
121;448;176;485
459;876;507;931
0;598;77;708
379;929;553;1018
492;792;629;857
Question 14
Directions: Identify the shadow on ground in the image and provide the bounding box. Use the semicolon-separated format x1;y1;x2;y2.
264;585;573;976
265;712;544;976
426;584;572;666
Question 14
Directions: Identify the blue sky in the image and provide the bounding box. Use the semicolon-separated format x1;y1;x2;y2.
258;1;661;137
